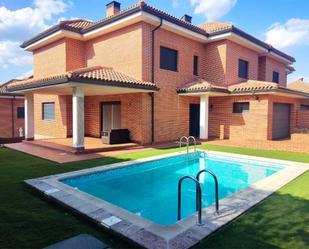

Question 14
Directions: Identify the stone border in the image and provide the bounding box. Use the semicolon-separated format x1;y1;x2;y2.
25;150;309;249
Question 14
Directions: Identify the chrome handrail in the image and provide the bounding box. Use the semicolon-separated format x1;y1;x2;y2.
188;136;197;153
179;136;189;153
178;136;197;154
196;169;219;214
178;175;202;224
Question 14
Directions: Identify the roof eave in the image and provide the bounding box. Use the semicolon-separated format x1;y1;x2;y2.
21;25;62;49
177;88;230;94
230;88;309;98
208;27;295;63
7;77;159;92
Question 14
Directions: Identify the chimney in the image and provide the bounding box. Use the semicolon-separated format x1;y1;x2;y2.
181;14;192;23
106;1;121;17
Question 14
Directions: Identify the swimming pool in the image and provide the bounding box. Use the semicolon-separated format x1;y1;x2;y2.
61;152;283;225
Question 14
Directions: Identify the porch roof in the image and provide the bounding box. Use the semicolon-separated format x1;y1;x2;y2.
0;80;24;97
177;79;230;95
177;79;309;98
288;79;309;93
6;66;159;93
229;80;309;98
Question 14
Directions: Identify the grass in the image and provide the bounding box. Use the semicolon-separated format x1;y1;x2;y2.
0;145;308;249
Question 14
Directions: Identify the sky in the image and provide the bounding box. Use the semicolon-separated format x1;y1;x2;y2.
0;0;309;83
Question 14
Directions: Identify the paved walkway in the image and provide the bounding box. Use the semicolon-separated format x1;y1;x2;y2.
5;138;309;164
5;143;102;163
204;138;309;154
4;141;176;164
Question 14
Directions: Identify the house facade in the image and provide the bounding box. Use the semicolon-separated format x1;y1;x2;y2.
0;81;24;143
7;1;309;152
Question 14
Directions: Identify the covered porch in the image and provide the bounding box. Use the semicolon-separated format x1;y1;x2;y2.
178;79;309;141
23;137;140;154
7;66;158;153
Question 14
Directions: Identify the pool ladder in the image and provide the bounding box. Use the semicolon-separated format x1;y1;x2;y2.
179;136;197;154
177;169;219;225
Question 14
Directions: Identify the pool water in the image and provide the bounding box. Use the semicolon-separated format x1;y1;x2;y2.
62;152;284;225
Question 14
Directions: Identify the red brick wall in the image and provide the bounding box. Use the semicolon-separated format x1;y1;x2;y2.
85;23;144;80
264;57;287;86
226;40;259;85
83;93;151;144
296;100;309;129
0;97;24;138
204;40;227;85
66;38;86;71
33;39;67;78
209;95;269;140
142;24;205;142
30;21;296;144
33;94;69;139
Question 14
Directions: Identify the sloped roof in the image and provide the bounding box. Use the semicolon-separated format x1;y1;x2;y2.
288;78;309;93
199;22;233;34
0;80;24;96
177;79;229;94
59;19;93;31
6;66;158;92
177;79;309;98
19;1;294;63
228;80;279;92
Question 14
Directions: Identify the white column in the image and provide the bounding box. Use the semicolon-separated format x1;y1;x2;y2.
72;86;84;150
24;93;34;140
200;95;209;140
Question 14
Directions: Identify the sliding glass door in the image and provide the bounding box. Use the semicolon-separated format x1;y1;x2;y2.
102;102;121;132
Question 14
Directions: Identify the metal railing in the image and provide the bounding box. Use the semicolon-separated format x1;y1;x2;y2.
196;169;219;214
178;176;202;225
178;136;197;154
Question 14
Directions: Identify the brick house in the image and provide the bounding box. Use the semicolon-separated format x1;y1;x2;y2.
6;1;309;152
0;81;24;143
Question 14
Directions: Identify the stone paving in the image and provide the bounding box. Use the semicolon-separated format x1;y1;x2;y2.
24;150;309;249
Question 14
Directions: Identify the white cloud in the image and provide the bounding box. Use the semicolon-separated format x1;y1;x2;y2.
265;18;309;49
190;0;237;21
0;0;71;40
0;0;72;80
172;0;179;8
0;40;32;68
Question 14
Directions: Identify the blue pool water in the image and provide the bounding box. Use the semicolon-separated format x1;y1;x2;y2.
62;152;284;225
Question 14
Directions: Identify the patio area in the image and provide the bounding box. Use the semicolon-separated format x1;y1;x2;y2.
29;137;141;153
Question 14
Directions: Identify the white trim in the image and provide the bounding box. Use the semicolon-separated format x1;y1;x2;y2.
72;86;84;148
83;12;143;39
23;9;293;65
24;30;82;51
200;95;209;139
269;51;293;64
207;32;232;41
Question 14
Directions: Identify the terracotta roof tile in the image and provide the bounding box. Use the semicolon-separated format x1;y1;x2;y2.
0;83;7;94
7;66;158;91
0;80;24;96
199;22;233;34
228;80;279;92
59;19;93;31
85;1;206;35
288;79;309;93
177;79;229;93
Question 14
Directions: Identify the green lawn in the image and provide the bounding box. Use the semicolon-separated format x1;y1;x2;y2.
0;145;308;249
